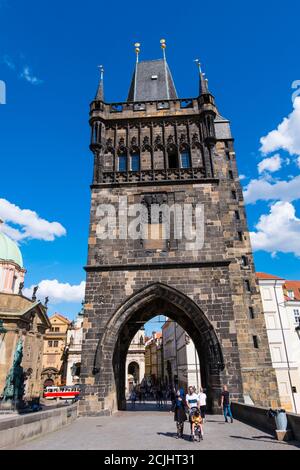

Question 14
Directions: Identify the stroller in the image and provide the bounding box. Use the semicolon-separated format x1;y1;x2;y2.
190;408;203;442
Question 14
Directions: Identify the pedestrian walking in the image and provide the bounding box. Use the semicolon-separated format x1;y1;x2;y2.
130;388;137;409
157;388;163;408
198;387;207;423
162;386;168;407
221;385;233;423
172;390;187;439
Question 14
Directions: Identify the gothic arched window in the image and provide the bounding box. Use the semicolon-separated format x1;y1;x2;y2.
167;147;179;169
180;148;191;168
118;153;127;172
131;152;140;171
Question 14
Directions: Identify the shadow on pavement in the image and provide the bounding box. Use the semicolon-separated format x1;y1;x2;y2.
126;401;171;412
230;434;300;448
157;432;194;442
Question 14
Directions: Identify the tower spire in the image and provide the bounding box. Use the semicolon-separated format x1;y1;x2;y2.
194;59;209;95
95;65;104;101
133;42;141;101
160;38;170;99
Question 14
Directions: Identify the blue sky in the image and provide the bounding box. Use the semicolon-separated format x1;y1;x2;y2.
0;0;300;334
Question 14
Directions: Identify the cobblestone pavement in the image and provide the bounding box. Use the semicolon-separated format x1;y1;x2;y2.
15;403;300;450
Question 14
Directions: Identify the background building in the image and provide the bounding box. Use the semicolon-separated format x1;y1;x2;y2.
64;310;84;386
257;273;300;413
125;328;145;394
145;332;163;385
41;313;70;388
0;232;50;401
162;319;201;391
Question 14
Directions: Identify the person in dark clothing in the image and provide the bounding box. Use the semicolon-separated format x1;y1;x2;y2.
172;390;187;438
157;388;163;408
221;385;233;423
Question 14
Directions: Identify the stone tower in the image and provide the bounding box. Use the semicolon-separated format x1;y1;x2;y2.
79;45;279;416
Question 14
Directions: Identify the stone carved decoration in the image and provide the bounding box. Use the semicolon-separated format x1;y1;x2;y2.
2;339;25;404
105;138;114;153
206;333;224;373
130;136;137;147
154;135;164;151
141;193;167;207
142;136;151;152
141;193;168;223
167;134;174;145
179;133;186;144
117;137;127;155
192;133;201;148
95;253;104;264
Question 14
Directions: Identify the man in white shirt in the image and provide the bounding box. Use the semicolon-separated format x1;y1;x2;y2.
198;387;207;422
186;386;200;440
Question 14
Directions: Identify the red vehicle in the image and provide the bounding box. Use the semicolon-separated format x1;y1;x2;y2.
43;385;80;400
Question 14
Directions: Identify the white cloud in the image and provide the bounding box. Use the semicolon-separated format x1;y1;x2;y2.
239;174;246;181
260;97;300;157
258;154;282;174
0;198;66;242
250;201;300;257
20;66;43;85
2;57;43;85
297;157;300;169
243;174;300;204
23;280;86;304
2;55;15;70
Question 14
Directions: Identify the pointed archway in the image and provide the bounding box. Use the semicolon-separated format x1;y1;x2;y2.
92;282;225;413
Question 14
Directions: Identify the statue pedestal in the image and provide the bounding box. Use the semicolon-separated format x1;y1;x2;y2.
0;399;16;413
0;399;24;413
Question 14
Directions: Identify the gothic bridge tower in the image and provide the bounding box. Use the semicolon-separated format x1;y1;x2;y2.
79;43;279;416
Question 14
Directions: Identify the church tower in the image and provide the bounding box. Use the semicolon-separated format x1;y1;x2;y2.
79;42;279;416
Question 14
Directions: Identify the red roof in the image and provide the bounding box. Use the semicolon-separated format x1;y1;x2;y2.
256;272;284;280
284;281;300;301
50;312;71;324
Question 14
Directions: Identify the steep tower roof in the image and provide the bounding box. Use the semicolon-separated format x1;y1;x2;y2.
127;59;178;102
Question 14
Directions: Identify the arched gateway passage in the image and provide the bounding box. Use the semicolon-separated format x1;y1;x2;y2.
93;283;225;413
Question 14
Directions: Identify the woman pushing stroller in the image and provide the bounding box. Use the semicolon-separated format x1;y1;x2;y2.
186;386;203;441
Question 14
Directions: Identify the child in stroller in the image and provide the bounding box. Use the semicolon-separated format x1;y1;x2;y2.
190;408;203;442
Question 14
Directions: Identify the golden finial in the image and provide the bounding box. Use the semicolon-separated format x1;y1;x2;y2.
194;59;202;73
160;38;166;49
160;39;167;60
97;64;104;79
134;42;141;62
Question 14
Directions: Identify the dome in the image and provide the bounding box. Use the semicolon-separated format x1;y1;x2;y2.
0;232;23;268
